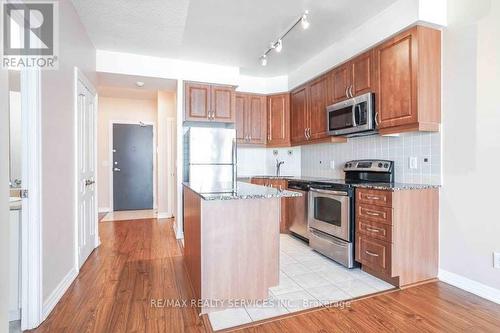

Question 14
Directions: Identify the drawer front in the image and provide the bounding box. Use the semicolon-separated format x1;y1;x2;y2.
357;189;392;207
357;219;392;242
357;204;392;225
356;235;392;276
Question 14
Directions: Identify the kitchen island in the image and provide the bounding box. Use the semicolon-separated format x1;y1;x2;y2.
183;181;300;314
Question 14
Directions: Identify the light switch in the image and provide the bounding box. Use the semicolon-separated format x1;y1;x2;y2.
330;160;335;169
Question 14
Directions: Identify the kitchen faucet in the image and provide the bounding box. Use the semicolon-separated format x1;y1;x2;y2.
276;159;285;177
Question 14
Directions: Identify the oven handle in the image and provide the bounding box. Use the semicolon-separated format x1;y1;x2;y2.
310;228;348;248
310;188;349;196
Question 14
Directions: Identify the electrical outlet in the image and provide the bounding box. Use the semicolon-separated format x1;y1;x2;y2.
330;160;335;169
494;252;500;269
409;156;418;169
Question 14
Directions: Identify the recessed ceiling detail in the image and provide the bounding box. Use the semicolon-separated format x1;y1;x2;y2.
71;0;398;77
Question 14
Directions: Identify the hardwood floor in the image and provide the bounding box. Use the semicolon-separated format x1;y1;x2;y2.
30;218;207;333
30;218;500;333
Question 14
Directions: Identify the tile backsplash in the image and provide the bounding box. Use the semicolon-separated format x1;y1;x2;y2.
237;132;441;184
301;132;442;184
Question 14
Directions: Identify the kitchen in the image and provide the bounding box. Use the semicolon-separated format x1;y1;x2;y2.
182;24;441;330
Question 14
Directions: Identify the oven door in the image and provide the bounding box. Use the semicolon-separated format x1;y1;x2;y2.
308;188;350;241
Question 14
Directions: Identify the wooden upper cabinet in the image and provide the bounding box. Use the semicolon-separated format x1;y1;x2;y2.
290;86;309;145
331;64;352;103
267;93;290;147
184;82;235;123
351;51;374;97
211;85;235;123
308;75;329;140
235;93;266;145
248;95;266;144
235;93;247;142
185;83;211;120
374;26;441;134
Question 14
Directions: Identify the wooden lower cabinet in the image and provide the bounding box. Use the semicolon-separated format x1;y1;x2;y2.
250;178;289;233
355;188;439;287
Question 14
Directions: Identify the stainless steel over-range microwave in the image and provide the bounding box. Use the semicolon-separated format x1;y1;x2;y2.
326;92;377;137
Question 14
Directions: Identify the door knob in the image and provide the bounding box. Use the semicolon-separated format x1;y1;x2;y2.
114;168;121;172
85;179;95;186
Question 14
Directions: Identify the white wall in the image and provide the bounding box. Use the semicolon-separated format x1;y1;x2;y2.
40;0;96;303
301;132;441;184
439;0;500;294
97;97;158;211
237;147;301;177
0;64;11;333
157;91;177;217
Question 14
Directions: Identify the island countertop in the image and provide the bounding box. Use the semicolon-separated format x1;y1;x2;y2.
182;181;302;201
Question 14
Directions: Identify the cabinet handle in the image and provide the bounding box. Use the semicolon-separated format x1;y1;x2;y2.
304;128;307;139
345;86;348;98
365;250;379;257
308;128;311;140
349;85;354;98
374;112;379;127
365;211;381;217
366;195;381;200
366;227;381;233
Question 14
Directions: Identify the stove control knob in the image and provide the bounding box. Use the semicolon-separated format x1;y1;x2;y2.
345;163;349;168
384;163;389;168
378;162;383;168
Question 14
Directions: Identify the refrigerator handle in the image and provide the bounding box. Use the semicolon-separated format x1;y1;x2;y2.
232;138;237;186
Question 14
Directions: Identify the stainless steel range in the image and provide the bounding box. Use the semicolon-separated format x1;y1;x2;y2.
308;159;394;268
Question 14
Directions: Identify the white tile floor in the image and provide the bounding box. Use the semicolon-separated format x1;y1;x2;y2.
208;234;395;331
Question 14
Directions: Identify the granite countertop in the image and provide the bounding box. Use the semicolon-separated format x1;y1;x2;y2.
240;176;441;192
183;181;302;201
351;183;441;191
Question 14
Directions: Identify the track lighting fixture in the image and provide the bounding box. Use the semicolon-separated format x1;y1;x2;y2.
259;10;310;66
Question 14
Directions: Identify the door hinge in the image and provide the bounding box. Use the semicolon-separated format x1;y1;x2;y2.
20;189;29;198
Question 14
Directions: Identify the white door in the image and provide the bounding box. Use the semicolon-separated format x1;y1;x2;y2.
77;78;97;268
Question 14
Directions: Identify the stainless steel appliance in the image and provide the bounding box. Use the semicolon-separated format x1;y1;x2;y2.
184;127;237;190
308;185;355;268
327;92;377;137
308;159;394;268
287;181;310;241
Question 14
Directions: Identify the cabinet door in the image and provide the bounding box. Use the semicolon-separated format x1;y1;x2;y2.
211;85;235;123
267;94;290;146
308;75;329;140
351;51;374;97
374;29;417;129
185;82;210;121
331;63;352;103
248;95;266;144
235;93;248;143
290;86;308;144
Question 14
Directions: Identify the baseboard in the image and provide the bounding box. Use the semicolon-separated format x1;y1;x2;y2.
42;267;78;320
439;269;500;304
98;207;110;213
157;212;173;219
9;309;20;321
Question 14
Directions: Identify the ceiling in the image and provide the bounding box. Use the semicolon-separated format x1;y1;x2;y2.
98;73;177;99
72;0;398;77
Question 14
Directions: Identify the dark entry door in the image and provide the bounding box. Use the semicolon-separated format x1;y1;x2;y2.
113;123;154;211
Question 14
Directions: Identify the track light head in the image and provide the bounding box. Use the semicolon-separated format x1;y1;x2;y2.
260;55;267;66
301;11;310;30
275;39;283;53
